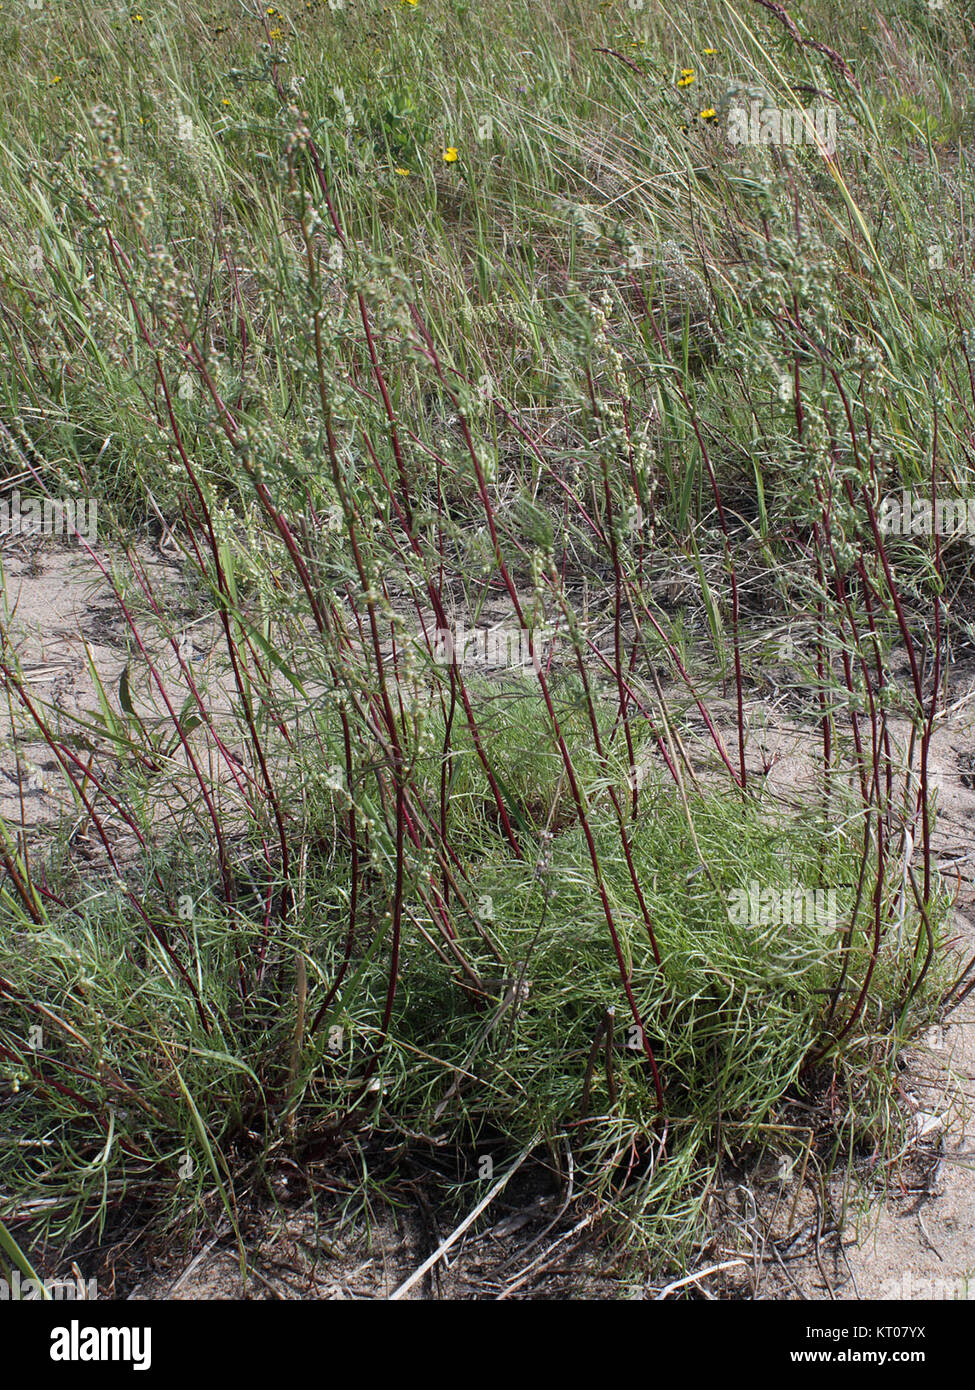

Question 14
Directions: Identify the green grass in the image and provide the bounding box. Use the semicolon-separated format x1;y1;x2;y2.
0;0;970;1288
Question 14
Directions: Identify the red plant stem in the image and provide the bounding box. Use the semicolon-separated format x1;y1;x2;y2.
158;363;293;922
642;310;748;793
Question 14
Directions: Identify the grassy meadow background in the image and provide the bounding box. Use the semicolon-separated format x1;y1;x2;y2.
0;0;972;1289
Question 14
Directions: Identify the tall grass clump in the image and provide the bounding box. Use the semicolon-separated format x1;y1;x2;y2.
0;0;970;1281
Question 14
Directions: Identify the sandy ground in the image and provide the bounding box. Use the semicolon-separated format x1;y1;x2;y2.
753;698;975;1301
2;537;973;1300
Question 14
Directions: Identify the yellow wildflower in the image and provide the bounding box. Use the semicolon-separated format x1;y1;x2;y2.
442;147;458;162
677;68;695;87
394;167;411;176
